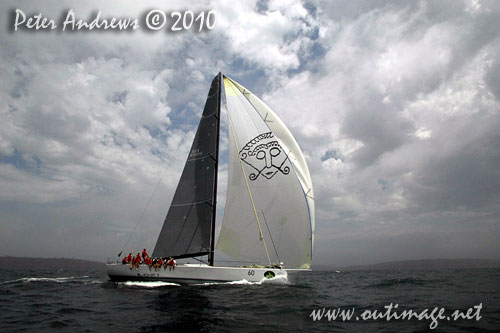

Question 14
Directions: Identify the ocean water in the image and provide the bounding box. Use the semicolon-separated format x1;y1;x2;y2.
0;267;498;332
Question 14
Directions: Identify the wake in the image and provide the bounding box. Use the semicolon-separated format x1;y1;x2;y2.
118;281;180;288
194;274;288;286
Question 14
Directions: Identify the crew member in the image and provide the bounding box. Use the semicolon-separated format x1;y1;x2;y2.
135;253;141;269
168;257;176;271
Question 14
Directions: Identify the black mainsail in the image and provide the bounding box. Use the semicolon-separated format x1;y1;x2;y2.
152;73;221;264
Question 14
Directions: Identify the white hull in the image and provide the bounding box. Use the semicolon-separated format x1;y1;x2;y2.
106;263;287;285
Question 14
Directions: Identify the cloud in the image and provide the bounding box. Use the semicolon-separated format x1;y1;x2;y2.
260;0;500;263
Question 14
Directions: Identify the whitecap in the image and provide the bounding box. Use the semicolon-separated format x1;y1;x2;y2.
260;274;288;285
195;275;288;286
1;276;92;284
119;281;180;288
194;279;257;286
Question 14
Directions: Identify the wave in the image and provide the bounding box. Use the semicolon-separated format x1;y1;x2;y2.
363;277;438;289
118;281;180;288
261;274;288;285
0;275;101;285
194;275;288;286
193;279;256;286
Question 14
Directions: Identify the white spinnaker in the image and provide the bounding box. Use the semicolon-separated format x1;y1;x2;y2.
227;78;315;250
216;77;313;269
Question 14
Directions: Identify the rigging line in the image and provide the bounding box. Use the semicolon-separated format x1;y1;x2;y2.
261;209;281;264
225;101;272;266
190;256;208;264
117;136;185;257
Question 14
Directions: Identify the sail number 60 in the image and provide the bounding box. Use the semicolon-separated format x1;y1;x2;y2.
248;270;255;276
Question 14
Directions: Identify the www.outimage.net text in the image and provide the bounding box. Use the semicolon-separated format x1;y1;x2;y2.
310;303;482;329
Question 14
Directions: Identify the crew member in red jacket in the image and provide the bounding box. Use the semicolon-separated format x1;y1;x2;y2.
168;257;176;271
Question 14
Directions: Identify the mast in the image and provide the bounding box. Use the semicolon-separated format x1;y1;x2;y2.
209;72;222;266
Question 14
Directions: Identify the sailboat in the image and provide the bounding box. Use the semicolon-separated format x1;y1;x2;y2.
106;73;315;284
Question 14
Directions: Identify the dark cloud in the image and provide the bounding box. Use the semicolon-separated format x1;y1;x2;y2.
264;0;500;266
485;50;500;101
342;98;415;168
408;111;500;213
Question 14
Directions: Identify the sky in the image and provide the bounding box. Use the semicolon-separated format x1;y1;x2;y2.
1;0;499;266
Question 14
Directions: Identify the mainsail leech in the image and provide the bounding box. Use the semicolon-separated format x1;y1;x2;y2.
209;73;222;266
